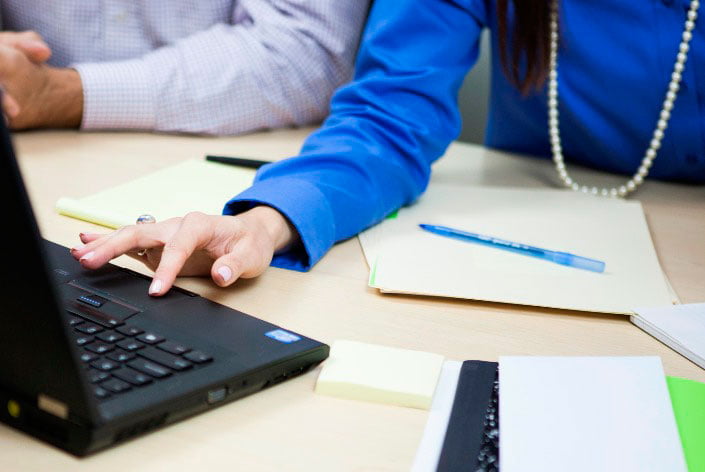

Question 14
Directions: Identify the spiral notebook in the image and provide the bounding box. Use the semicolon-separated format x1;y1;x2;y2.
413;357;688;472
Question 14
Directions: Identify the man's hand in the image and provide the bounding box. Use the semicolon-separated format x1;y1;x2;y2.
0;30;83;129
70;206;298;296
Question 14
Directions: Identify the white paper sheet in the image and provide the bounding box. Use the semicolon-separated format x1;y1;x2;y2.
410;360;463;472
499;356;686;472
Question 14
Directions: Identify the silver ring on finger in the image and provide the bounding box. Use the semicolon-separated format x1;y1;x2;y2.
135;214;156;256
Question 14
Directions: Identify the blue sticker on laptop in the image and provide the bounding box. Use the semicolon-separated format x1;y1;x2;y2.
265;329;301;344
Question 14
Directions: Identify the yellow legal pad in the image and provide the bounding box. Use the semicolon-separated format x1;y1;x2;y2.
315;340;445;410
56;159;257;229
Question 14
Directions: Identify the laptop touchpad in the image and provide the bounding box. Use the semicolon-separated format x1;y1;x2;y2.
61;268;191;321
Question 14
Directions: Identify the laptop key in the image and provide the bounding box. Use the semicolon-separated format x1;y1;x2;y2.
116;339;145;352
75;323;103;335
107;349;135;363
80;352;98;363
113;368;152;386
183;350;213;364
138;347;192;371
75;335;95;346
67;316;83;326
127;359;172;379
157;340;191;355
94;386;111;399
96;331;124;343
116;325;143;337
101;378;131;394
137;333;165;345
90;359;120;372
85;342;115;354
88;370;110;383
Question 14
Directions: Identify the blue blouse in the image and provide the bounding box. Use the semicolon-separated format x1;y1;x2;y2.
225;0;705;271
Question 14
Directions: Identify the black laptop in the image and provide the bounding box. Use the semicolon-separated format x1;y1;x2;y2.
0;122;329;456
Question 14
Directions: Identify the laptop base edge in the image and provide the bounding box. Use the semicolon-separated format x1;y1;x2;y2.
1;346;327;456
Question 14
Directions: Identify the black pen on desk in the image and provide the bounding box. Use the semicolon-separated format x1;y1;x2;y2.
205;155;271;169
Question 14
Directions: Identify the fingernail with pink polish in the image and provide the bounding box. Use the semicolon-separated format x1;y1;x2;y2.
217;266;232;283
149;279;163;295
79;251;95;262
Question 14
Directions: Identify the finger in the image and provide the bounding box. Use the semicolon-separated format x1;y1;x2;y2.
79;232;106;244
149;213;211;296
69;232;111;260
124;249;161;272
210;237;272;287
74;224;166;269
0;31;52;63
2;92;20;118
0;30;45;43
70;232;111;259
0;45;24;79
14;40;51;63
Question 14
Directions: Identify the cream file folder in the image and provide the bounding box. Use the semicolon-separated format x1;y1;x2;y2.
56;159;256;228
363;185;675;314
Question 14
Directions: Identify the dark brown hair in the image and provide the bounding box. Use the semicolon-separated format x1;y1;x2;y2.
497;0;552;95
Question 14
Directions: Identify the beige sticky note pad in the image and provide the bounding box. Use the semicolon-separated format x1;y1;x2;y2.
315;340;445;409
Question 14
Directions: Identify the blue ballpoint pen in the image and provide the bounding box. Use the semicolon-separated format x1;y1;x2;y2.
419;224;606;273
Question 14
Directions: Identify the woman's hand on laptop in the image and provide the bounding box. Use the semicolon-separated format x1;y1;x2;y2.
70;206;297;296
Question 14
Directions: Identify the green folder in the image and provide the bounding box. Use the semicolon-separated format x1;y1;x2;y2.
667;376;705;472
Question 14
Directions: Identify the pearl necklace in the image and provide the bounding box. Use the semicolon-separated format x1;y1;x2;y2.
548;0;699;197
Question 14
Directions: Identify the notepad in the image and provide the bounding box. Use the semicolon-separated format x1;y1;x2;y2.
314;340;444;409
56;159;257;228
362;185;676;314
499;356;687;472
667;376;705;472
632;303;705;370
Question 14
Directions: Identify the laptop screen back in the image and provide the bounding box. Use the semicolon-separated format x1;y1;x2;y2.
0;122;92;421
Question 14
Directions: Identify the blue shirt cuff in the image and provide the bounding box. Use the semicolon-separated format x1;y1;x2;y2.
222;177;335;272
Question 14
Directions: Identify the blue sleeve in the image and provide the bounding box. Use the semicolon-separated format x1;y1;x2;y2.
224;0;488;271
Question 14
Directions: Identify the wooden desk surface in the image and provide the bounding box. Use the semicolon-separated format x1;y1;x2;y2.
3;129;704;471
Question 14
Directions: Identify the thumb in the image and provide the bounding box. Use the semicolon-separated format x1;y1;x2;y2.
210;241;272;287
15;39;52;63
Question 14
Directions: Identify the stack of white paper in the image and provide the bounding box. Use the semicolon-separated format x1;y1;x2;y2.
632;303;705;369
360;185;676;314
410;361;463;471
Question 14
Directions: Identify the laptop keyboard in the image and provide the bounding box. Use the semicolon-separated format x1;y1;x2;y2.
67;313;213;400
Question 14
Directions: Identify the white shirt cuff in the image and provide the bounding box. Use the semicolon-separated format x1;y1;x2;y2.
73;60;156;131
